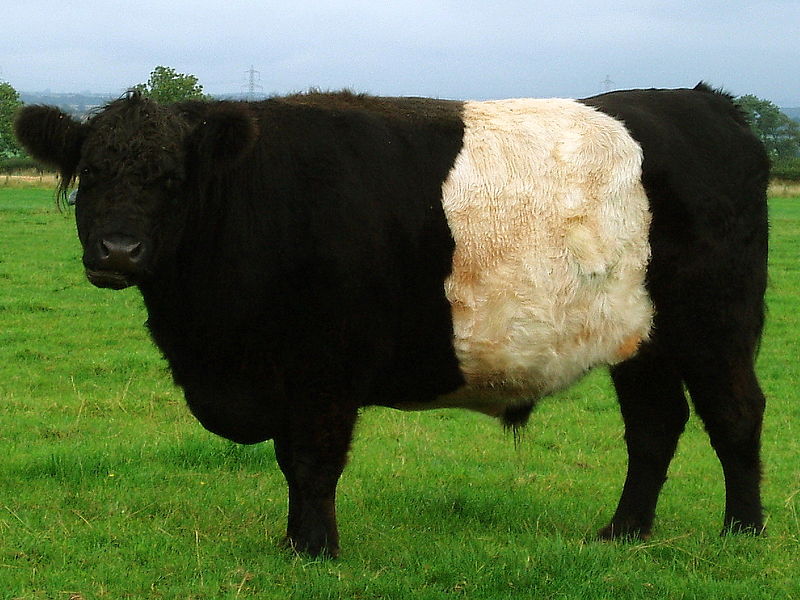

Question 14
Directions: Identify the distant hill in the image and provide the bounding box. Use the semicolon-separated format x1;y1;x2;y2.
782;107;800;122
19;91;266;119
19;92;116;118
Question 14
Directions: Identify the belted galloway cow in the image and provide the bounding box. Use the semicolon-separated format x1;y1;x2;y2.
15;83;769;557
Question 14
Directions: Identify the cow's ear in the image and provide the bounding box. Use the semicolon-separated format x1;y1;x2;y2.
14;106;86;173
190;104;259;167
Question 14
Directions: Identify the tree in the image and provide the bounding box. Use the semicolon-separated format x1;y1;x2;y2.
132;66;206;104
0;81;24;157
736;94;800;160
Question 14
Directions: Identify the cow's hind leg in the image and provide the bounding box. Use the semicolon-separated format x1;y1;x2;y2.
682;358;765;535
274;401;358;558
599;348;689;540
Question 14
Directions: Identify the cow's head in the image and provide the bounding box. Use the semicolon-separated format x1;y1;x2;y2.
14;93;259;289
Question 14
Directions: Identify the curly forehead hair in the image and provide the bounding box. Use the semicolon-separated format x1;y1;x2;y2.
85;91;189;153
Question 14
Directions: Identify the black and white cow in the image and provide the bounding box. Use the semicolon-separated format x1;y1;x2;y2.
14;82;769;557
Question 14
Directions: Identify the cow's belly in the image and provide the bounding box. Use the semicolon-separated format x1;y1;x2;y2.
401;98;653;415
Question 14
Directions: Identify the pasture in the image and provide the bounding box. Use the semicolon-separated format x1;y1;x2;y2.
0;186;798;599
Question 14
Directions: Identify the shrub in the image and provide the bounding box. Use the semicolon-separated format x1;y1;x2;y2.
0;156;48;175
771;157;800;181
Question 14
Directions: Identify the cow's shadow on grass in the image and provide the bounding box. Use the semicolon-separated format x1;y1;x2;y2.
14;434;277;484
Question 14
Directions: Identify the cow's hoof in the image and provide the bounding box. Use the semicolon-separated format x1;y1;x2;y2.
721;519;766;537
281;534;340;559
597;520;650;542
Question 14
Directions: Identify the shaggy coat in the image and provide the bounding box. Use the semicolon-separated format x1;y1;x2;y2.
15;83;769;557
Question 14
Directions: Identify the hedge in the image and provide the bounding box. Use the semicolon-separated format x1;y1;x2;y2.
771;158;800;181
0;156;48;175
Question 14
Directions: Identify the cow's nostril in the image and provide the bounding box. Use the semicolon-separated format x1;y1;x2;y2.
96;236;146;272
129;241;143;260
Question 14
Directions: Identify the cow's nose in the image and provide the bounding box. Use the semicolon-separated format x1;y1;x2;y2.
97;235;145;273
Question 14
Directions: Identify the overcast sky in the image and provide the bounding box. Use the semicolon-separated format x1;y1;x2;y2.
3;0;799;106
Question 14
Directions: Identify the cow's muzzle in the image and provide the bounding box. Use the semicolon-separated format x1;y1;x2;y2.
84;234;148;289
85;268;136;290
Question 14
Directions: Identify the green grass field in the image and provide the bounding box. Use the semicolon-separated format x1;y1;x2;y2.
1;187;798;599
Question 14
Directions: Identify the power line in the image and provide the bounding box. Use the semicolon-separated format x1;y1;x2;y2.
600;74;615;93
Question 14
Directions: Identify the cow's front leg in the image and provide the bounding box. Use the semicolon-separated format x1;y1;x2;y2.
273;402;358;558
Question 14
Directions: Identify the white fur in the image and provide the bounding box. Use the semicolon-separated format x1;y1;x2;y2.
410;99;653;415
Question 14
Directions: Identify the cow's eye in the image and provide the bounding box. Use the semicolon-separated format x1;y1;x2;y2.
79;167;95;186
